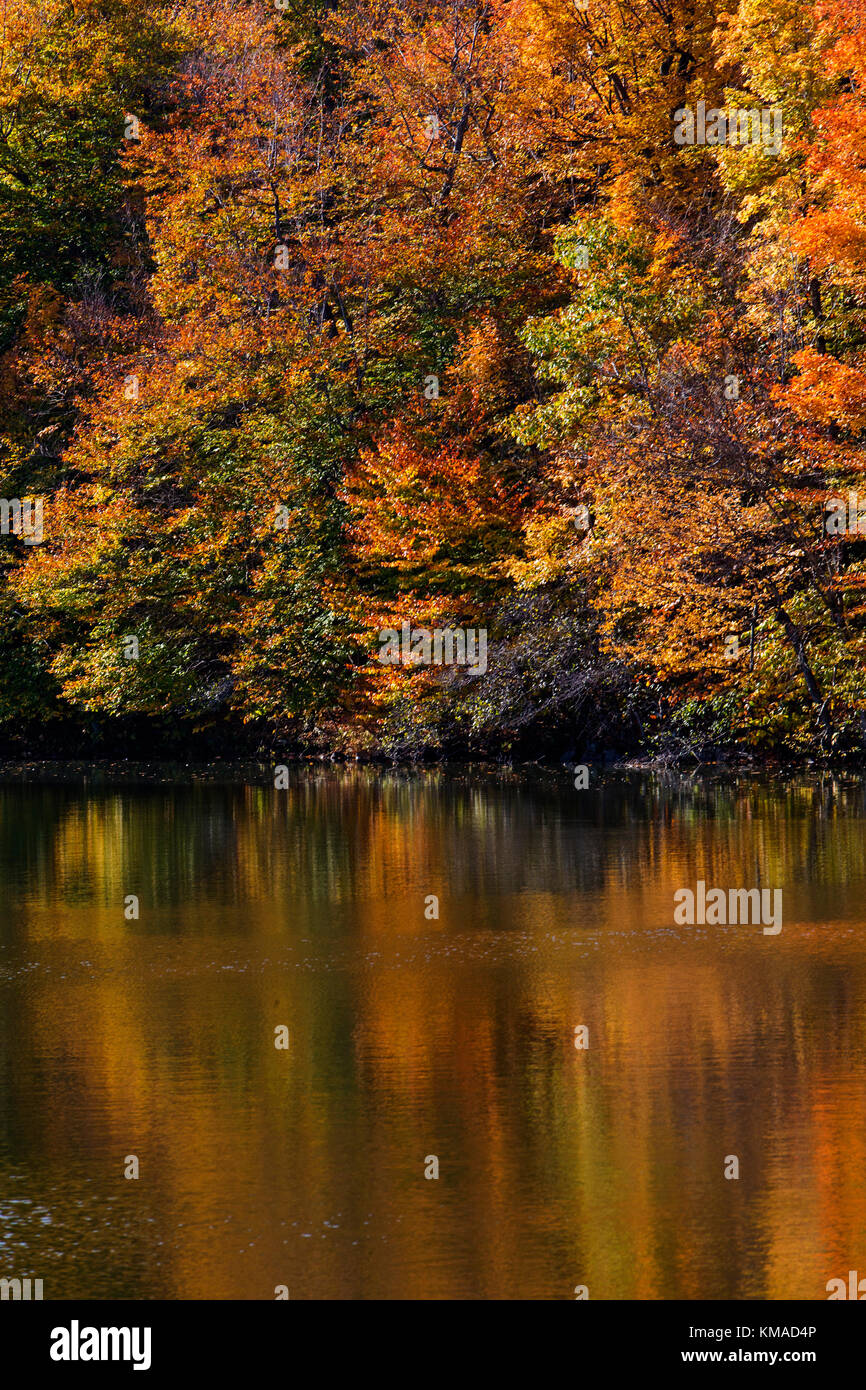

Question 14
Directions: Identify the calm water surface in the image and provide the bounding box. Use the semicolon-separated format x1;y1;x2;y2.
0;768;864;1299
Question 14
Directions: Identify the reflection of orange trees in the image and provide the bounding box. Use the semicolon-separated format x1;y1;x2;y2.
3;773;866;1295
10;937;321;1298
354;948;866;1297
5;771;866;923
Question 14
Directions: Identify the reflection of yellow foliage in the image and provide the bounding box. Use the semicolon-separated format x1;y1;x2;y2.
4;774;866;1297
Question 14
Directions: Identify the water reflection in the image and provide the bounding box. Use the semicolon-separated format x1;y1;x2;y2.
0;768;864;1298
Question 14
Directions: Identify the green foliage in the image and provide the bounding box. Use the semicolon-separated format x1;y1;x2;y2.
0;0;185;346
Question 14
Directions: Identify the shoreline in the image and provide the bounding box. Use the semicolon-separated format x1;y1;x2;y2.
0;756;863;785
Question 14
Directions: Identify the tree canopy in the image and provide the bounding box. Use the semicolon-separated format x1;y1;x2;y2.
1;0;864;759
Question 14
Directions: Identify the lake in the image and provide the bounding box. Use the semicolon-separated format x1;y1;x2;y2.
0;766;864;1299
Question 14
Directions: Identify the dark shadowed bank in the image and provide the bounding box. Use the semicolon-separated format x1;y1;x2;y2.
2;586;864;768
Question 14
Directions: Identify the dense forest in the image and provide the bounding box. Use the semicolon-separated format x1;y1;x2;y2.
1;0;864;762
